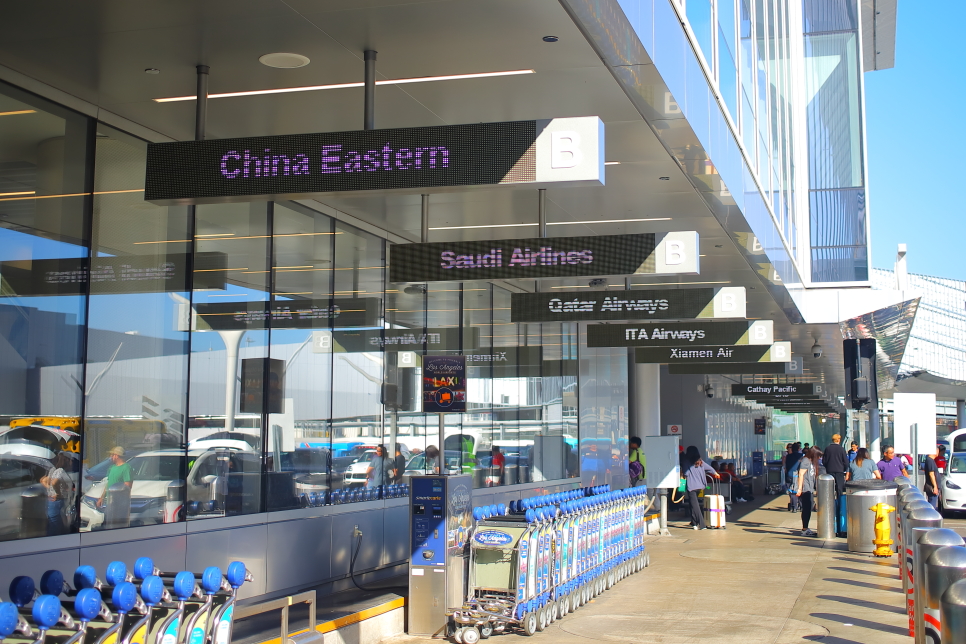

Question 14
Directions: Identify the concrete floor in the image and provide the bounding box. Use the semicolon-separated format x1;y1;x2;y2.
391;495;966;644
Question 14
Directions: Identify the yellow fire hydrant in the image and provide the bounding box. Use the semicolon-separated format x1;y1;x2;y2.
870;502;896;557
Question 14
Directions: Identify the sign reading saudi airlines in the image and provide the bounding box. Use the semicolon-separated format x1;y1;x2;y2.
511;287;745;323
587;320;771;348
635;341;791;363
390;232;698;282
145;117;603;205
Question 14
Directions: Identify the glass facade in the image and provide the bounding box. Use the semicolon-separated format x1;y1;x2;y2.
0;81;579;545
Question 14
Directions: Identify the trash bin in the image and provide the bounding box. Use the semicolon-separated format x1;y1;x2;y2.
845;479;898;553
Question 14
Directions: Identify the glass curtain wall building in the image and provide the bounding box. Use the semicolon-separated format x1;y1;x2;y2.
674;0;870;283
0;80;579;545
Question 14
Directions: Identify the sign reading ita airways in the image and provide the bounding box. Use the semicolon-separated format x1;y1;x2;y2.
145;117;603;205
587;320;772;348
390;232;698;282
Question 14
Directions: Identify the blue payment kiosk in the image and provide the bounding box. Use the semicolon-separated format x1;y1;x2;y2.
408;475;472;636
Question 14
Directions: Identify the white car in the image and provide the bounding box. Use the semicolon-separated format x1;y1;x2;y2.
343;448;411;487
940;452;966;514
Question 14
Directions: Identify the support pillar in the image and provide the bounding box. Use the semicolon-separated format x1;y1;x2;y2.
870;405;881;461
957;399;965;430
364;50;377;130
633;363;661;437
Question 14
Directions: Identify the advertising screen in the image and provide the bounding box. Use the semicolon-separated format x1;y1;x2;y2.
423;355;467;413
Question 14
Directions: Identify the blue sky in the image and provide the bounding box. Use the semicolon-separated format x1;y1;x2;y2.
864;1;965;280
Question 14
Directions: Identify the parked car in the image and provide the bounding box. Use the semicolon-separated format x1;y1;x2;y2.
343;447;411;487
187;431;259;452
0;454;55;539
402;450;465;479
940;452;966;514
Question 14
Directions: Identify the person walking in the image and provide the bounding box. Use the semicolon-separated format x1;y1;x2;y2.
847;448;880;481
923;446;940;509
628;436;646;487
41;452;73;536
785;443;802;512
97;446;132;528
365;445;390;490
795;447;821;537
877;446;906;482
823;434;849;497
490;445;506;485
392;446;407;483
684;455;719;530
848;442;859;463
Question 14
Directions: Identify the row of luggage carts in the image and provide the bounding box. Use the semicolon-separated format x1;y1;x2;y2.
0;558;251;644
330;484;410;505
447;485;651;643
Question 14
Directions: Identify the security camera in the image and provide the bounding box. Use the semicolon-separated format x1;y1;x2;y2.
811;342;823;359
705;384;714;399
589;278;607;287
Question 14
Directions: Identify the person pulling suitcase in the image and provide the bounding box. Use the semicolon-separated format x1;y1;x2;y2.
684;456;719;530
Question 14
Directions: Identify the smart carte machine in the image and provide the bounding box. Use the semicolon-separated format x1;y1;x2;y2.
408;475;472;636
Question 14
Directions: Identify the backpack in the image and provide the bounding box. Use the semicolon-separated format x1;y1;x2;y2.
629;460;643;485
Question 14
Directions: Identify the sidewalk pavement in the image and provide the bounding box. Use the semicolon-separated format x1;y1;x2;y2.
392;493;921;644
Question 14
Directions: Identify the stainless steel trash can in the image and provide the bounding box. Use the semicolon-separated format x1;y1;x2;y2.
846;479;898;553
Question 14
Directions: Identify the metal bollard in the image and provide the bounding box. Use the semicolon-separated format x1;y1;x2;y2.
898;488;923;574
817;474;836;540
916;529;965;644
905;508;943;637
902;499;933;585
941;578;966;644
923;538;966;643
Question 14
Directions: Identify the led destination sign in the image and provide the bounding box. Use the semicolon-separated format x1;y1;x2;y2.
145;117;603;205
635;341;791;364
587;320;772;348
194;298;380;330
389;231;698;282
511;287;746;323
732;383;814;397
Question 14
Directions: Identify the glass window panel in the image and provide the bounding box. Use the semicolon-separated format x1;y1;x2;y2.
718;0;737;55
686;0;714;64
0;81;90;542
187;202;271;519
80;124;190;532
266;202;334;510
718;33;739;121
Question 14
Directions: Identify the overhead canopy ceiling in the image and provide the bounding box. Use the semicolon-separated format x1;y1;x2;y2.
0;0;889;400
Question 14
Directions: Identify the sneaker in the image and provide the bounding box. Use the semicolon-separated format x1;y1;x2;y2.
800;529;810;536
802;529;817;537
737;497;747;503
693;525;699;530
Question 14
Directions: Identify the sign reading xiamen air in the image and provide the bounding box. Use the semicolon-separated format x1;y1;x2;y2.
390;232;698;282
635;341;791;364
510;287;745;323
587;320;772;348
145;117;603;205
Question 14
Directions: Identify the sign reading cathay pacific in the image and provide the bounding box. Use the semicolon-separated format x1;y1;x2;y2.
145;117;603;205
587;320;772;348
731;383;814;397
511;287;745;323
389;232;698;282
635;341;791;364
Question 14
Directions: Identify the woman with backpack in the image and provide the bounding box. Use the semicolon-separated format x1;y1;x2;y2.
795;447;822;537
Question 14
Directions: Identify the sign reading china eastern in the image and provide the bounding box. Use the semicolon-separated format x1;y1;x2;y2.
144;117;604;205
510;287;745;323
389;232;698;282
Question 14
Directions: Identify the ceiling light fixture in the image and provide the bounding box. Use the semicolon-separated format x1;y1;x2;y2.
604;161;621;166
154;69;536;102
0;191;35;197
659;176;671;181
259;53;311;69
543;36;559;42
429;217;672;231
144;68;161;75
0;110;36;116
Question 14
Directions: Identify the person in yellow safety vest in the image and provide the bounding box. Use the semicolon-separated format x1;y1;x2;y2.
629;436;646;486
461;436;477;473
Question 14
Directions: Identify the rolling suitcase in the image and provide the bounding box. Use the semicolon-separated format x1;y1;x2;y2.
703;479;726;529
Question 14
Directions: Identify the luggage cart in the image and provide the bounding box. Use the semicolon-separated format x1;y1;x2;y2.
447;486;650;643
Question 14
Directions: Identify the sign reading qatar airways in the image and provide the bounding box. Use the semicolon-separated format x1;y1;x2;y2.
144;117;603;205
390;232;698;282
511;287;745;323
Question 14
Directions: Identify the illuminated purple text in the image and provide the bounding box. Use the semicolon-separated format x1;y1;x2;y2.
220;143;451;179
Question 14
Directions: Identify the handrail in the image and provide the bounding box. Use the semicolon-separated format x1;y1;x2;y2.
235;591;317;642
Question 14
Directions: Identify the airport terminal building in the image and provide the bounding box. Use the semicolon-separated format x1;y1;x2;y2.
0;0;906;600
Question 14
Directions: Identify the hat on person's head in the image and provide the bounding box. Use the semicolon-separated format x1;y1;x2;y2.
108;446;125;457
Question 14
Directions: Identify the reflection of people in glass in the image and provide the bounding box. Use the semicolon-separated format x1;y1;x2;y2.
490;446;505;485
41;452;73;536
424;445;440;474
392;447;406;484
366;445;390;489
97;447;132;525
